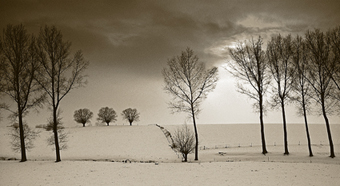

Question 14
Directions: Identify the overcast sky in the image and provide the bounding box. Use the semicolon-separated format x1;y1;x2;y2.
1;0;339;126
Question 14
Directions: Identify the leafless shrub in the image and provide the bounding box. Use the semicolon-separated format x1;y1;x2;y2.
47;129;68;151
172;124;195;162
9;123;40;153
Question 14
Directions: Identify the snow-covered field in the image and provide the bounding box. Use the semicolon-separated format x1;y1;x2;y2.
1;124;339;185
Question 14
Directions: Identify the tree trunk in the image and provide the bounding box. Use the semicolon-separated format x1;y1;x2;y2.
184;153;188;162
321;101;335;158
281;100;289;155
82;123;85;127
191;106;199;161
106;122;109;126
53;107;61;162
302;98;313;157
18;107;27;162
129;121;132;126
259;97;268;154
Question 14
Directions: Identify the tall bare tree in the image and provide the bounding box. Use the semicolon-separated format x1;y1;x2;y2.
227;37;270;154
267;34;295;155
0;44;5;122
121;108;140;126
163;47;218;160
0;24;45;162
327;26;340;102
74;108;93;127
36;25;89;162
305;29;336;158
291;35;313;156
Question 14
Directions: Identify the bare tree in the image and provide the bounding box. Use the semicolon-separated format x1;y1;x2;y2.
227;37;270;155
121;108;140;126
267;34;295;155
97;107;117;126
163;47;218;160
0;24;45;162
291;35;314;156
327;26;340;102
35;25;89;162
171;124;195;162
74;108;93;127
305;29;337;158
0;58;5;122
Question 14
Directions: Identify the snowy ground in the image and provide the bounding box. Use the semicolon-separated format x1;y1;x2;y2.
1;124;339;185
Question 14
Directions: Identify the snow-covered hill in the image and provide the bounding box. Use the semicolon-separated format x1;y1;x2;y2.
1;124;340;186
0;125;178;162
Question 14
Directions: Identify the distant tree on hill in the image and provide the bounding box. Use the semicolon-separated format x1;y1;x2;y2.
171;124;195;162
227;37;270;155
121;108;140;126
74;108;93;127
97;107;117;126
163;47;218;161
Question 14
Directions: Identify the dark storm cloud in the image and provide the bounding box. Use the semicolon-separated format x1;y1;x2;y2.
1;0;340;76
1;0;340;126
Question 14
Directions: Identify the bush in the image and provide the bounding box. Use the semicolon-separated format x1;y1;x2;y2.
172;124;195;162
47;129;68;150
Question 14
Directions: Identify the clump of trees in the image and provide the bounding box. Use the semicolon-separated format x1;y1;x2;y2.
0;24;89;162
227;26;340;158
121;108;140;126
163;47;218;161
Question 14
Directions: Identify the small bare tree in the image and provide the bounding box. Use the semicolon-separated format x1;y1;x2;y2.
74;108;93;127
121;108;140;126
163;47;218;161
97;107;117;126
46;114;68;150
172;124;195;162
227;37;270;155
36;25;89;162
